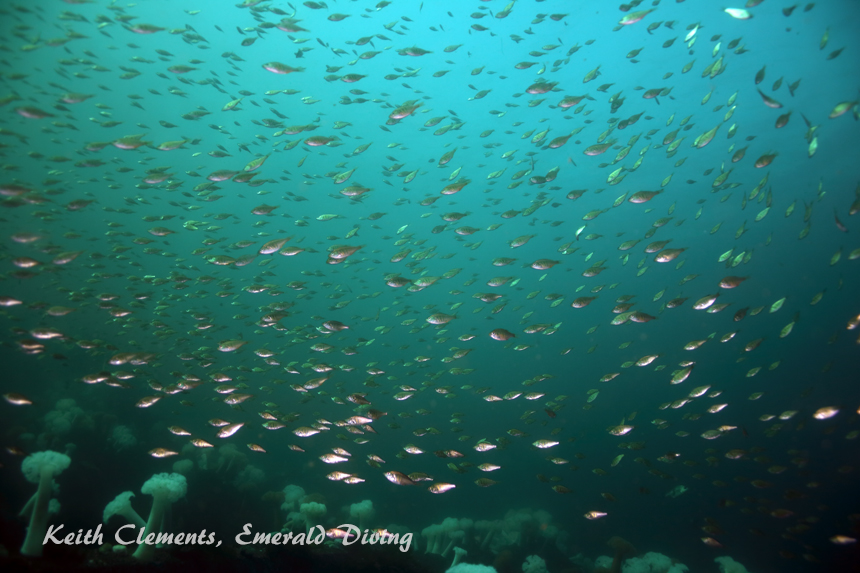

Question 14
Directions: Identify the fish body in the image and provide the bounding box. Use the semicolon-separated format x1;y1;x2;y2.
263;62;305;74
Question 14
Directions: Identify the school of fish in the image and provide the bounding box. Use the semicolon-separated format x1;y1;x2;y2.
1;0;860;569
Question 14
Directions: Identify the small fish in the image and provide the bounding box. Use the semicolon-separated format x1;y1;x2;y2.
384;471;416;485
216;423;244;438
724;8;753;19
243;154;270;172
428;482;456;493
835;210;849;233
3;393;33;406
148;448;178;458
619;10;655;25
135;396;162;408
